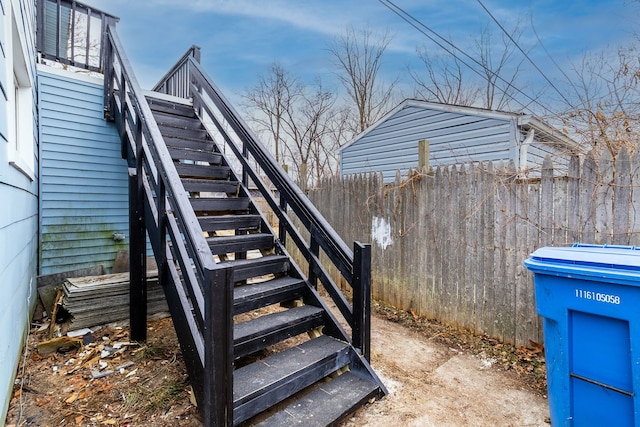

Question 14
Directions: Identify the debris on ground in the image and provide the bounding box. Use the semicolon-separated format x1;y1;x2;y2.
5;298;548;426
5;312;200;427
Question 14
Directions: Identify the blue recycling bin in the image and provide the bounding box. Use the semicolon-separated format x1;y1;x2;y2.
524;244;640;427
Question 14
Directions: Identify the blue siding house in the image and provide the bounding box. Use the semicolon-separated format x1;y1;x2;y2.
38;66;128;274
0;0;39;419
340;99;580;182
1;0;126;419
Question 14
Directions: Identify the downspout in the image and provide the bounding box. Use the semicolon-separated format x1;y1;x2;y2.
519;128;535;171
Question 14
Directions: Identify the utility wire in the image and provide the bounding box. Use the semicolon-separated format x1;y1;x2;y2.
377;0;556;115
476;0;576;109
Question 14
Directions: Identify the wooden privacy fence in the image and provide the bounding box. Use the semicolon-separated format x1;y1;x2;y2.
301;148;640;346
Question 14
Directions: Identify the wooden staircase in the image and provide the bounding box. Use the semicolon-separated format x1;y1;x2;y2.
145;93;385;425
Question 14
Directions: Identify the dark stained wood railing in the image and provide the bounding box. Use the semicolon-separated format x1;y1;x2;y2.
36;0;119;72
153;52;373;362
102;25;233;426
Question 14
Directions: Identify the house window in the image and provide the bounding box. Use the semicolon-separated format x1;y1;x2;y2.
7;3;34;180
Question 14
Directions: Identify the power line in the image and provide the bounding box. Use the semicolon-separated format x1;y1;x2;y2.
476;0;576;109
377;0;557;115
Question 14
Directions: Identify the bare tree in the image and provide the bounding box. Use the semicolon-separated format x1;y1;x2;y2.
409;23;527;111
561;43;640;156
329;26;397;133
280;79;336;190
475;24;526;111
242;63;301;163
243;64;343;189
410;48;480;106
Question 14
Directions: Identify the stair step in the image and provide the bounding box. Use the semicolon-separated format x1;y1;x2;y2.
168;147;222;164
219;254;291;282
234;276;306;314
233;335;351;425
147;96;196;117
252;371;379;427
152;111;203;129
199;214;261;232
158;123;208;140
234;305;325;359
164;135;214;151
182;178;238;194
191;197;250;212
207;233;273;255
176;163;231;179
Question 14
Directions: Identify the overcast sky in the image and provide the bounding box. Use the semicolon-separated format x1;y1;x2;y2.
82;0;640;112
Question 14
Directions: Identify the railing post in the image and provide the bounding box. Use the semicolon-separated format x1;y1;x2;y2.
102;33;114;121
191;45;201;63
156;178;167;296
279;196;287;246
36;0;46;62
308;225;320;289
129;115;147;342
352;242;371;361
204;266;234;427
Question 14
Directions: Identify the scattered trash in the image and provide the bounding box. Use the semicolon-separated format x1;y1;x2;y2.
37;336;82;355
91;370;114;379
67;328;93;338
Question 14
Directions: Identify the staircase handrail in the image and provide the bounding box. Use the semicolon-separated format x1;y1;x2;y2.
152;45;201;97
103;25;233;426
153;51;372;360
104;25;215;273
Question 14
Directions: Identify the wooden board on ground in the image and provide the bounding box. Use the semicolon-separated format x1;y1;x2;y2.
56;271;169;330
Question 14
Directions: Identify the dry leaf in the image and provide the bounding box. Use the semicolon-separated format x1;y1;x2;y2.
74;415;84;425
65;393;78;404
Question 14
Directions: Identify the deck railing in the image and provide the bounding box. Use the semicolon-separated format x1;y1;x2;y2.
36;0;119;72
153;51;373;361
103;25;233;426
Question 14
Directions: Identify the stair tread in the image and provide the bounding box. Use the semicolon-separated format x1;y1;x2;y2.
252;371;379;427
164;135;214;151
146;97;195;117
234;276;305;313
234;305;324;354
183;178;239;194
168;147;222;164
208;233;272;243
218;254;290;281
191;197;250;213
199;214;261;232
233;336;351;424
234;335;349;402
207;233;273;254
176;163;231;179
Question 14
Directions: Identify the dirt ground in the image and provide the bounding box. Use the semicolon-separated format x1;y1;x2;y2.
5;302;549;427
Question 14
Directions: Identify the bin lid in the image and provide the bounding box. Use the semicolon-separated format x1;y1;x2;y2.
528;244;640;271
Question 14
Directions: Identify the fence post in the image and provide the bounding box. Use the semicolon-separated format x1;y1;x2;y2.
129;114;147;341
204;266;234;427
352;241;371;361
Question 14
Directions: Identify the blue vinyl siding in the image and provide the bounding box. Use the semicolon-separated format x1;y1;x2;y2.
0;0;38;420
38;67;129;275
341;102;515;183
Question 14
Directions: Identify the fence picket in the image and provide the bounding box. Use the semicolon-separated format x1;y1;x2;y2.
296;150;640;346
